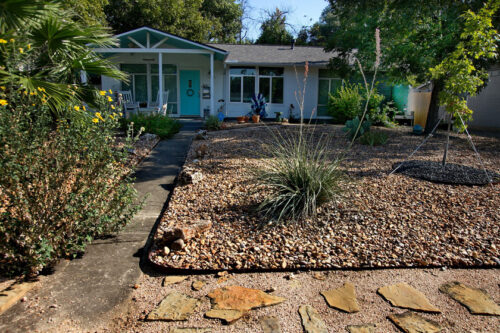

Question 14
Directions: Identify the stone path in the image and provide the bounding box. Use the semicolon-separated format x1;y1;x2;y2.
0;119;202;333
112;268;499;332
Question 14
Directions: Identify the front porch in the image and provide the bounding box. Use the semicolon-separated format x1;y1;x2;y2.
92;27;227;117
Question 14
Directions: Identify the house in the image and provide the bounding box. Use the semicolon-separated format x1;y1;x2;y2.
92;26;338;119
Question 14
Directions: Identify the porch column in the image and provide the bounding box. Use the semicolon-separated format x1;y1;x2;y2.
210;52;214;116
158;52;163;109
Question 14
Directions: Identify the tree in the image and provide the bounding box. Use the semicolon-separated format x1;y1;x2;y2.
104;0;242;43
62;0;109;27
256;8;293;45
324;0;500;132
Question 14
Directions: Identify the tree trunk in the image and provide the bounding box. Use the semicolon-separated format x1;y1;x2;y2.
424;80;443;134
442;116;451;166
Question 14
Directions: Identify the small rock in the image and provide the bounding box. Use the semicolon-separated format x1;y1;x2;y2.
178;167;203;185
163;246;170;255
346;324;377;333
170;328;211;333
321;282;360;313
147;292;198;321
192;280;205;291
133;284;139;289
260;316;281;333
49;304;57;309
195;144;208;159
162;220;212;243
265;287;276;293
205;309;245;324
162;276;188;286
388;311;442;333
171;239;185;251
284;273;295;280
21;297;27;302
207;285;285;311
312;272;326;281
298;305;328;333
217;271;228;277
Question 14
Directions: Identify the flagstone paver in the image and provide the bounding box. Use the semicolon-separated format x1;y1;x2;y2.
162;276;189;287
346;324;377;333
439;281;500;316
298;305;328;333
192;280;205;291
260;316;281;333
378;283;441;313
207;285;285;311
204;309;245;324
320;282;360;313
147;292;199;321
170;328;211;333
388;311;442;333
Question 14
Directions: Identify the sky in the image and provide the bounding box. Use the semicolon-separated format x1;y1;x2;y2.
243;0;329;41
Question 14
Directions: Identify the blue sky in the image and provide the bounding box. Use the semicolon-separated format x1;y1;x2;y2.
243;0;329;41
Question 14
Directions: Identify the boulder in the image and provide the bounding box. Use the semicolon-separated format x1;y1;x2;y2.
178;167;203;185
162;220;212;244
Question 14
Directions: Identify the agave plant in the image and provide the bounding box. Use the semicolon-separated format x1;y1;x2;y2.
0;0;127;115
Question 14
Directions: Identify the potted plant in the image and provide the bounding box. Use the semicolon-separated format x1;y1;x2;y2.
250;93;267;123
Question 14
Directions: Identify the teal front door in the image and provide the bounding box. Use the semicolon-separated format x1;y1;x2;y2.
180;70;200;116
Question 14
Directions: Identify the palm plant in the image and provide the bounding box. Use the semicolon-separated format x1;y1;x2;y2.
0;0;126;115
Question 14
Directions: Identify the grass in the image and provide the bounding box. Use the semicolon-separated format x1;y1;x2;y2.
359;131;388;146
120;113;181;139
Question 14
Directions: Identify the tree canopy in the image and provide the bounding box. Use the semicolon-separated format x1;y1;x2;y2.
62;0;109;27
256;8;293;45
104;0;243;43
323;0;500;131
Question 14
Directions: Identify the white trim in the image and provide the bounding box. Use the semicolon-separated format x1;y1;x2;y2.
151;37;168;49
112;27;227;55
210;52;214;116
146;32;150;48
127;36;145;49
94;48;213;54
158;53;163;107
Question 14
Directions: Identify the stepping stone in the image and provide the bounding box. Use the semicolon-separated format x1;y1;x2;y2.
321;282;360;313
378;283;441;313
170;329;211;333
162;276;188;286
0;281;37;315
192;280;205;291
439;281;500;316
207;285;285;311
147;292;198;321
346;324;377;333
298;305;328;333
388;311;442;333
205;309;245;324
260;316;281;333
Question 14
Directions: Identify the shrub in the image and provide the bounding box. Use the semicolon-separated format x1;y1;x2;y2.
204;115;221;131
255;129;344;223
327;83;363;123
343;117;371;140
359;131;388;146
121;113;181;139
0;91;141;276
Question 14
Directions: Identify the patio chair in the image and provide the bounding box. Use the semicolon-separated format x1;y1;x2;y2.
149;90;169;111
118;90;139;116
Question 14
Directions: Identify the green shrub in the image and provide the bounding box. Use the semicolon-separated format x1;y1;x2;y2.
255;129;344;223
359;131;388;146
0;92;141;277
121;113;181;139
343;117;371;140
327;83;363;123
204;115;221;131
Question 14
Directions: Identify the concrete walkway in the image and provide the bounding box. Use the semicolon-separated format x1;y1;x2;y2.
0;119;202;333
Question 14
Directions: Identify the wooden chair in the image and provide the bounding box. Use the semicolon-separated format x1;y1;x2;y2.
149;90;169;111
117;90;139;116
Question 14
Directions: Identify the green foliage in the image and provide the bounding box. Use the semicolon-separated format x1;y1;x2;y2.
121;113;181;139
430;0;500;130
204;115;221;131
0;0;126;116
256;8;293;45
62;0;109;27
255;129;344;223
104;0;243;43
0;91;140;277
343;116;371;140
359;131;388;146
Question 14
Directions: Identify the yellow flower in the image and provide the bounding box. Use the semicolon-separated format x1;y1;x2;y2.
109;114;115;120
119;112;123;116
110;104;115;110
37;87;43;92
74;106;80;111
92;118;99;123
0;39;7;44
82;105;86;111
9;38;14;42
99;90;106;96
29;91;35;96
95;112;104;121
23;91;28;95
18;48;23;54
0;86;5;90
27;44;31;50
107;96;113;102
108;89;112;94
0;99;8;106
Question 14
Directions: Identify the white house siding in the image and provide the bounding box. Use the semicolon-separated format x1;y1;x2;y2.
101;53;225;117
467;69;500;131
224;65;322;119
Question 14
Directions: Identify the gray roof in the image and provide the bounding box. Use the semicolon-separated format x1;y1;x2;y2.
208;44;335;66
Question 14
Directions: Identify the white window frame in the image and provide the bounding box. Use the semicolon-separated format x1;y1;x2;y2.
258;68;284;104
229;68;256;103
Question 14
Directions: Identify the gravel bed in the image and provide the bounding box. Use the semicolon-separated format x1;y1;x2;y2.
150;125;500;270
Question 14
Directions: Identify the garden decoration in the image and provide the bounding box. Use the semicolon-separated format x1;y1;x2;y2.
249;93;267;118
275;112;283;122
217;99;225;122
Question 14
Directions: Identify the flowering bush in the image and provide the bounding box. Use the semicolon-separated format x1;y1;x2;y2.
0;88;141;276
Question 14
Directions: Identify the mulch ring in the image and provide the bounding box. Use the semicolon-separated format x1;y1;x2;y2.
149;125;500;271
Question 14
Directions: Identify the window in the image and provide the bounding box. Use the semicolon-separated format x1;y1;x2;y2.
229;67;256;102
151;64;178;114
121;64;147;103
259;67;284;104
317;69;342;116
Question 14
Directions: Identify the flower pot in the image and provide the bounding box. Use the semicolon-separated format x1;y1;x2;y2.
252;115;260;123
243;116;250;122
236;116;245;123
